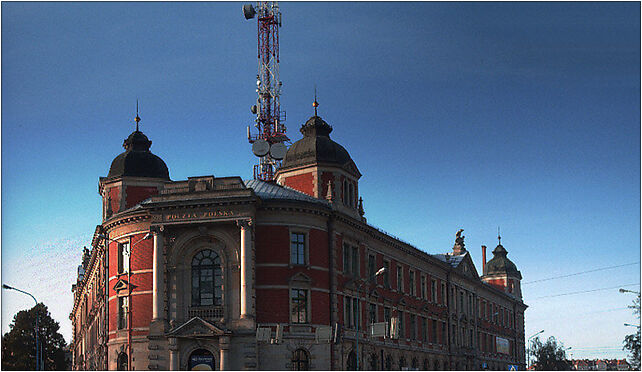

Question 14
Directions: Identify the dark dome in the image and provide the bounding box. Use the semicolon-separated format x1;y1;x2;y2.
485;244;522;279
280;116;355;171
107;130;170;180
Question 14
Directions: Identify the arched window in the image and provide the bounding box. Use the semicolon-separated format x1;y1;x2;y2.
411;357;418;370
346;351;357;371
348;183;354;207
423;359;429;370
191;250;222;307
189;348;215;370
117;352;128;371
292;349;309;371
384;354;392;371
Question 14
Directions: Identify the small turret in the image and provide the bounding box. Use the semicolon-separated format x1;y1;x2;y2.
482;234;522;299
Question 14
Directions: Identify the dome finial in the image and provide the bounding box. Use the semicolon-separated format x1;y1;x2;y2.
312;85;319;116
498;226;502;245
135;99;141;132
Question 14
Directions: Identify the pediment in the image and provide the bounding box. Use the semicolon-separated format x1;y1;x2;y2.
369;289;381;299
289;272;312;285
167;317;225;338
457;254;480;279
113;279;136;293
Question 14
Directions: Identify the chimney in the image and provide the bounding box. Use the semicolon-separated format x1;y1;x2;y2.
481;245;487;275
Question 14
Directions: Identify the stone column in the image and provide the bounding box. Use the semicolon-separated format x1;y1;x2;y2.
219;336;230;370
237;220;253;319
152;228;165;322
168;337;179;370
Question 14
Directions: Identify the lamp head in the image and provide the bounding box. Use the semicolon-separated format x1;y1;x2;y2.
2;284;12;290
375;267;386;276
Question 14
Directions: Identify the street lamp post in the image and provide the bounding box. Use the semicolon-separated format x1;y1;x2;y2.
355;267;386;371
2;284;40;370
526;329;544;370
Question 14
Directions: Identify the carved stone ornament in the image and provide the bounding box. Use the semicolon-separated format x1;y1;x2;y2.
455;229;465;248
236;218;253;229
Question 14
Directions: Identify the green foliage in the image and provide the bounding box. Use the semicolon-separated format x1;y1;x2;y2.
1;303;68;370
623;294;641;370
529;336;572;371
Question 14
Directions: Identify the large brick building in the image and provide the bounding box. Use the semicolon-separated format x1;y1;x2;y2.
70;113;527;370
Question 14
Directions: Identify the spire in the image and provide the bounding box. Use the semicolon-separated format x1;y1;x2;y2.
135;100;141;132
313;86;319;116
325;180;334;201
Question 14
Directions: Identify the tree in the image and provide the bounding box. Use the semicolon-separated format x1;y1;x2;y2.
529;336;572;371
1;303;68;370
623;294;641;370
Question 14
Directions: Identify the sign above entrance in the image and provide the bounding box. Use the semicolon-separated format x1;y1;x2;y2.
152;209;250;224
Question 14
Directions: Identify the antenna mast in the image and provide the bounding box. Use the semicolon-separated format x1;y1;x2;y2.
243;1;288;182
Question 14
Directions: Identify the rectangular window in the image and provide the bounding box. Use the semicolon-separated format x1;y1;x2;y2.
468;294;473;315
351;246;359;276
459;290;464;312
118;242;130;274
421;275;427;299
344;297;352;328
441;283;446;305
352;298;359;329
421;317;427;342
441;322;446;344
409;314;416;340
118;296;128;329
398;311;404;339
343;243;351;274
291;289;308;324
369;303;377;324
383;260;390;288
384;307;391;324
397;265;403;292
431;280;437;302
368;254;376;281
451;324;456;346
409;270;415;296
432;319;437;343
290;232;306;265
451;286;455;309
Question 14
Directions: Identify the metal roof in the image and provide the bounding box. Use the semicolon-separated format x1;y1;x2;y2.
244;179;330;206
433;253;467;268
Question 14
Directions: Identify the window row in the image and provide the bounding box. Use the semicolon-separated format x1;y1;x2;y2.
342;297;448;345
478;298;514;329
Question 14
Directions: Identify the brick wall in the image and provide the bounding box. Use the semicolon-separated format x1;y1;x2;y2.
282;172;314;197
124;186;159;209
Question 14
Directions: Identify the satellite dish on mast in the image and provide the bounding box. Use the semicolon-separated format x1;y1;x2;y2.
252;139;269;157
269;142;287;160
242;4;256;20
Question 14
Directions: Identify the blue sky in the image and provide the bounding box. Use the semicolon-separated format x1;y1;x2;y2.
2;1;640;360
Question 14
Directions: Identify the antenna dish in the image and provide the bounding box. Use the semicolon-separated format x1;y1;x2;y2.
242;4;256;20
252;139;270;157
269;142;287;160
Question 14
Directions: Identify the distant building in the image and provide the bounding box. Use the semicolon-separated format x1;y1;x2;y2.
70;114;527;370
570;358;631;371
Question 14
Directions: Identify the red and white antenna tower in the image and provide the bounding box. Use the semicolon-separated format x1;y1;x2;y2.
243;1;288;182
